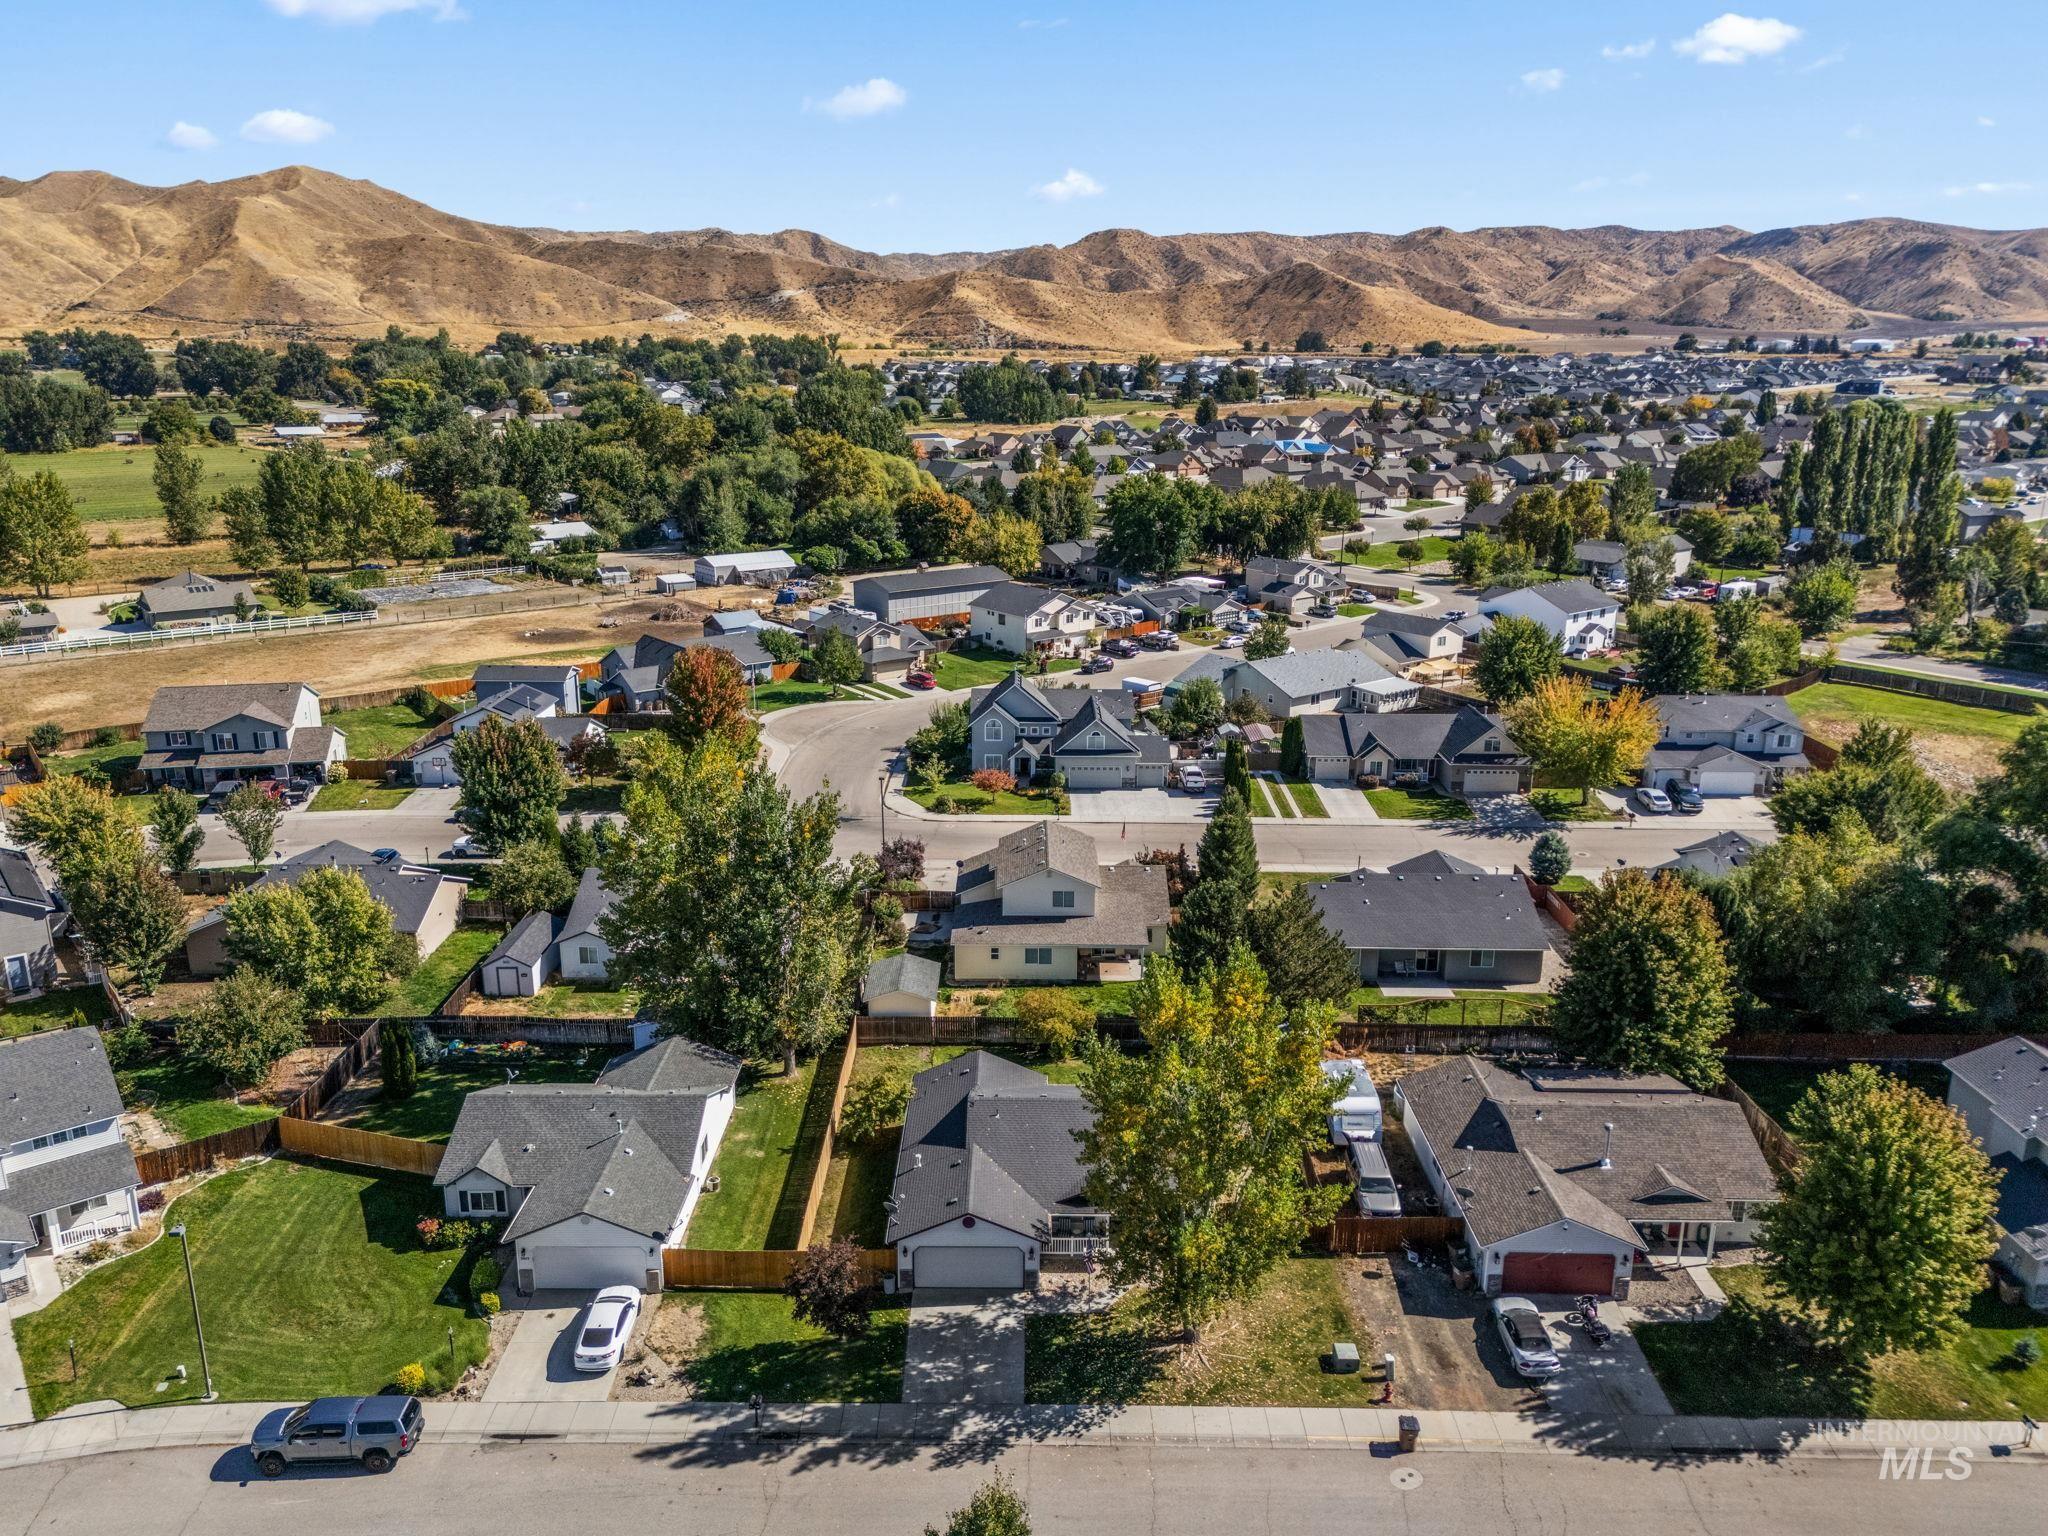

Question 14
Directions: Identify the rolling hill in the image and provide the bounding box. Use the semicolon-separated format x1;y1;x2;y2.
3;166;2046;351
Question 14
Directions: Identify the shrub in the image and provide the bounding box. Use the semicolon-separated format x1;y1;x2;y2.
932;794;962;815
394;1362;427;1396
91;726;122;749
839;1068;913;1143
101;1018;150;1067
415;1216;443;1249
138;1187;167;1214
2010;1334;2043;1368
400;685;438;717
470;1255;503;1298
969;768;1016;795
80;1241;115;1264
1528;829;1572;886
28;722;63;753
1013;989;1093;1057
784;1238;878;1340
269;568;310;609
478;1291;501;1316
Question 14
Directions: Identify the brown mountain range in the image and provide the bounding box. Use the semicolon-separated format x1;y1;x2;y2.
3;166;2046;351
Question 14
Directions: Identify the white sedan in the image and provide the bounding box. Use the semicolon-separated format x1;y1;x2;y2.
1634;786;1673;815
572;1286;643;1373
1491;1297;1563;1379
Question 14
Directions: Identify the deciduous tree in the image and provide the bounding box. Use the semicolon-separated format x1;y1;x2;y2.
154;442;211;545
784;1237;879;1340
1506;676;1659;804
147;788;203;875
177;967;306;1089
1472;613;1562;706
451;715;570;850
662;644;760;755
0;471;88;595
219;781;283;867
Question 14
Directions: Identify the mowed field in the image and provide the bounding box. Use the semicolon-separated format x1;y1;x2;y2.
14;443;267;527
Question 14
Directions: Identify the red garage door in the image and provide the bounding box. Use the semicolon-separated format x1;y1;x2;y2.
1499;1251;1617;1297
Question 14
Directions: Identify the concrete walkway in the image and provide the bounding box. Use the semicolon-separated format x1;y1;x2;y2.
2;1395;2040;1473
0;1310;31;1429
903;1294;1027;1406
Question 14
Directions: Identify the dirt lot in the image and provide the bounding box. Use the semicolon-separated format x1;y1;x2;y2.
0;586;754;737
1354;1251;1545;1412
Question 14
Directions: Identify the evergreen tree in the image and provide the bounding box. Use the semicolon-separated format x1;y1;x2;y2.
1246;883;1356;1011
1170;787;1259;977
381;1019;418;1101
1528;828;1571;885
1278;717;1306;778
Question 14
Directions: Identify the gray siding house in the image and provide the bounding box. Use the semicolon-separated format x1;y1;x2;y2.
967;671;1169;788
0;850;66;999
138;682;345;792
1309;851;1557;985
135;570;260;629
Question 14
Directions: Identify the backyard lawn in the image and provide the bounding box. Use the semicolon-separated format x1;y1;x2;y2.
1788;683;2039;745
1635;1264;2048;1421
320;699;443;757
664;1291;908;1402
1365;787;1474;821
0;985;112;1039
515;981;639;1017
37;738;144;782
687;1062;820;1251
1027;1258;1380;1406
928;646;1081;691
1345;986;1551;1025
1723;1060;1949;1131
15;1159;488;1417
117;1048;279;1142
372;927;501;1018
309;780;414;811
337;1043;605;1142
14;443;266;525
952;983;1136;1023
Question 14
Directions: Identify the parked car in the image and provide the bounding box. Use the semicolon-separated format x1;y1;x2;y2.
450;833;495;858
1178;765;1208;793
573;1286;643;1373
1080;655;1114;674
1491;1298;1563;1379
1349;1139;1401;1217
1634;786;1673;815
904;670;937;690
1138;631;1180;651
1672;785;1705;815
250;1395;424;1476
1103;638;1140;659
1218;632;1247;649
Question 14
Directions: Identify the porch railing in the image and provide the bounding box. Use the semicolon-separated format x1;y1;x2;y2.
53;1218;131;1251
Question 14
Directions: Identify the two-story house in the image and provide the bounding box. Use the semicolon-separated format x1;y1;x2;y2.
1243;555;1346;617
967;671;1172;788
1943;1037;2048;1310
966;582;1098;659
0;1028;141;1299
472;664;583;717
137;682;346;792
0;849;68;1000
802;609;936;685
950;821;1171;984
1343;610;1474;680
400;685;609;788
596;632;774;709
1645;694;1809;797
433;1036;737;1294
1478;580;1621;656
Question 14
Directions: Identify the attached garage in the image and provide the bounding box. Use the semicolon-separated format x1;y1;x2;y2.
1458;767;1523;795
523;1232;661;1293
1060;763;1130;789
910;1245;1026;1290
1499;1250;1620;1297
1693;768;1756;797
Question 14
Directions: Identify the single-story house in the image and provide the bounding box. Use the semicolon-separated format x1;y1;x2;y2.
1657;830;1758;878
2;602;58;644
1397;1055;1776;1297
186;842;468;978
0;1027;142;1298
597;632;774;708
950;821;1171;983
1215;649;1420;719
434;1036;737;1293
1298;706;1530;793
404;686;608;788
1944;1037;2048;1310
1309;851;1558;985
1574;535;1694;584
861;952;942;1019
530;520;598;552
135;570;260;629
1479;579;1621;656
886;1050;1104;1290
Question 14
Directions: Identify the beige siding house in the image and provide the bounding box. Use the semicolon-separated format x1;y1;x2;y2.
949;823;1170;984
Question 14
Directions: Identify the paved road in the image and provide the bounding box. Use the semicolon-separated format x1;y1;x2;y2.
193;787;475;867
1828;634;2048;696
0;1438;2033;1535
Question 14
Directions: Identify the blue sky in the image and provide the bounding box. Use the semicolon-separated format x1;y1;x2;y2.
1;1;2031;251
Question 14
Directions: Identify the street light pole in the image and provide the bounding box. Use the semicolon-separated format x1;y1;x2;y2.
877;769;889;846
167;1224;213;1401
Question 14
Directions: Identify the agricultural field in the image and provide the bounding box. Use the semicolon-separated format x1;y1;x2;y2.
13;443;267;526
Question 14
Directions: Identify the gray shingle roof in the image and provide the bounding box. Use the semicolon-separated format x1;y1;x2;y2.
188;843;458;941
952;861;1170;949
484;909;558;969
885;1052;1094;1242
595;1037;740;1096
1944;1037;2048;1138
1653;693;1801;737
961;821;1103;893
1397;1056;1775;1247
0;1027;128;1144
1240;649;1395;698
1483;578;1617;615
864;952;941;1003
1310;853;1555;955
0;1139;139;1235
973;582;1065;618
854;564;1008;598
0;848;53;911
1298;706;1522;767
558;866;613;943
142;682;313;734
137;570;258;618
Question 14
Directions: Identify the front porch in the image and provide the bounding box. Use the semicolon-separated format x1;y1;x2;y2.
1634;1219;1755;1264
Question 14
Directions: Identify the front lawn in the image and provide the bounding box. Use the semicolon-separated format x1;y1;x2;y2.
1027;1258;1379;1406
321;700;442;757
903;773;1063;815
1366;787;1474;820
338;1043;605;1142
1530;788;1618;822
1246;777;1280;817
665;1291;908;1402
372;927;501;1018
1283;780;1328;818
309;780;414;812
15;1159;488;1417
0;985;112;1039
687;1062;820;1251
750;680;852;712
117;1048;279;1142
1335;603;1373;617
1635;1264;2048;1421
928;646;1081;691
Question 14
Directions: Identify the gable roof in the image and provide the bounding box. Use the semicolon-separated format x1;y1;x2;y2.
960;820;1102;892
864;951;942;1002
1309;854;1555;955
557;866;613;943
1654;693;1801;737
189;842;458;940
1297;706;1521;767
137;570;258;616
854;564;1009;598
0;1027;127;1143
973;581;1067;618
0;848;54;912
1240;648;1395;698
1482;579;1618;615
1944;1037;2048;1138
142;682;313;735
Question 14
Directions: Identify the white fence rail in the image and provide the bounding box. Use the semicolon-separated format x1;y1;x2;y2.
0;609;377;662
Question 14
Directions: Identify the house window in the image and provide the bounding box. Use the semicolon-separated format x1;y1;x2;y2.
1088;731;1104;749
1052;889;1075;909
460;1187;506;1216
578;945;600;965
1483;738;1500;753
209;733;236;752
989;948;1001;961
997;613;1007;626
167;731;192;747
1024;947;1053;966
984;722;1003;741
1468;950;1496;970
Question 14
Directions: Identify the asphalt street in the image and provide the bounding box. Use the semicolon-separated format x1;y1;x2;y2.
0;1439;2035;1536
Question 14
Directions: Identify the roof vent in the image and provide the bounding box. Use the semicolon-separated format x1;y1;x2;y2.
602;1186;614;1197
913;1151;923;1168
1599;1121;1615;1170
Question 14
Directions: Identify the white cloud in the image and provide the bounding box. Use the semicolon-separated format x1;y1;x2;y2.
1674;14;1802;65
1032;167;1104;202
871;191;903;209
1601;40;1655;60
1944;181;2032;197
1798;48;1846;73
1843;123;1868;140
165;120;218;151
240;108;336;144
809;78;907;120
262;0;463;21
1521;67;1565;92
1978;115;1997;128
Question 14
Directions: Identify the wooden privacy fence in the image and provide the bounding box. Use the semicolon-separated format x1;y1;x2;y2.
1721;1030;2046;1062
1822;661;2048;715
134;1119;280;1186
275;1115;444;1177
1520;871;1580;934
793;1021;865;1251
852;1014;1143;1046
1316;1215;1466;1254
663;1247;894;1290
1717;1080;1804;1177
1335;1020;1556;1054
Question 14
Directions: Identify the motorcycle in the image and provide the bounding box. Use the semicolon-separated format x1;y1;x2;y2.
1567;1294;1614;1346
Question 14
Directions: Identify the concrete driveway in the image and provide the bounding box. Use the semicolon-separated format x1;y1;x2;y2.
902;1292;1027;1406
480;1292;631;1403
1526;1300;1675;1419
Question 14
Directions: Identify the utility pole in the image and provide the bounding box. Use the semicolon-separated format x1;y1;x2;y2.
168;1225;213;1401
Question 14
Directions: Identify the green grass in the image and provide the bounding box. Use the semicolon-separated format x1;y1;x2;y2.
15;1159;488;1417
1365;786;1474;820
1550;874;1595;893
116;1049;279;1141
12;443;268;526
1337;536;1454;569
1723;1060;1949;1132
903;775;1063;815
1027;1258;1382;1406
372;927;502;1018
666;1291;908;1402
1635;1265;2048;1421
1345;986;1552;1024
340;1045;605;1142
1787;682;2039;744
1283;780;1328;818
38;738;144;783
322;700;442;757
750;680;853;712
309;780;414;811
928;646;1082;691
1246;776;1280;817
1530;787;1618;822
516;981;639;1017
1335;603;1373;617
958;983;1137;1025
0;986;113;1039
687;1062;820;1251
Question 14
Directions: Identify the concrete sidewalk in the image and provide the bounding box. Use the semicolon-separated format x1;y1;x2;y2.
2;1396;2040;1472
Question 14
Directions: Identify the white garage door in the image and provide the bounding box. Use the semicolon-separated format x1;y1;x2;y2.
1462;768;1522;795
912;1245;1025;1290
1063;764;1128;789
1695;770;1754;797
417;758;455;788
529;1244;651;1291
